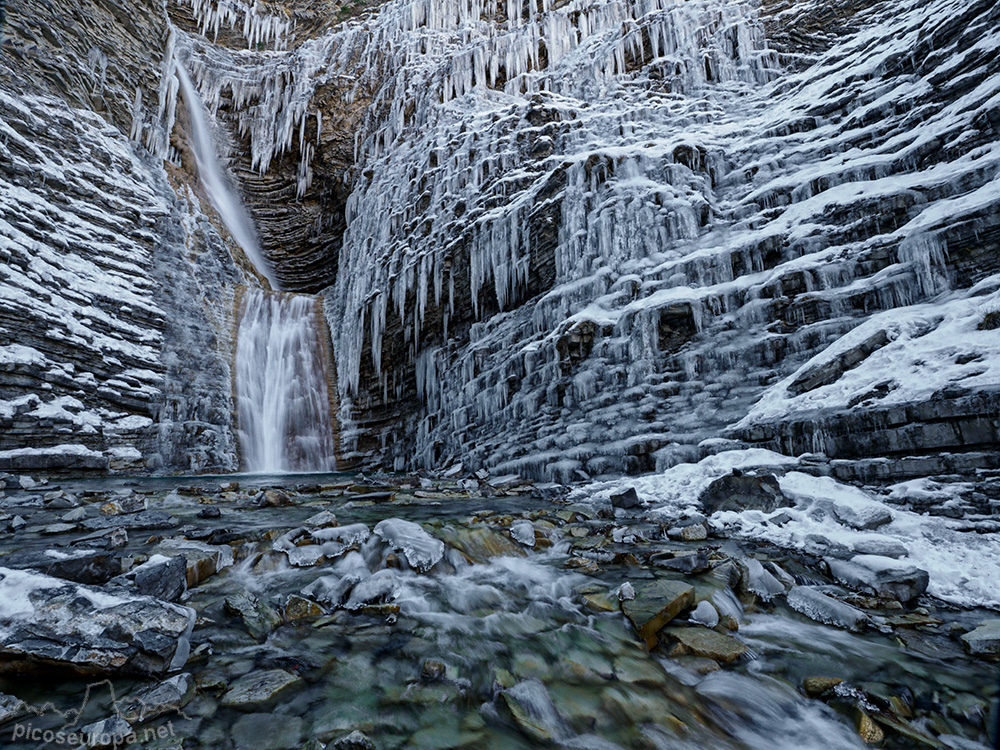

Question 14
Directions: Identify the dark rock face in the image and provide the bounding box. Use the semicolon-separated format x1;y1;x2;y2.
699;473;791;515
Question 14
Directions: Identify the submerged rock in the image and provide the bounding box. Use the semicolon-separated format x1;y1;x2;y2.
222;669;303;707
0;566;194;675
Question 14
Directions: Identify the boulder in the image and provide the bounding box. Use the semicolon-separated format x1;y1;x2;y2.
651;552;710;574
118;673;193;721
826;556;929;602
610;487;641;510
0;567;194;676
1;548;121;585
621;580;695;648
224;591;282;641
960;619;1000;658
153;539;234;588
373;518;444;572
110;554;187;602
699;472;790;514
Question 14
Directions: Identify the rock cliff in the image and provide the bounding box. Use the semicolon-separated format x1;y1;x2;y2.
0;0;997;479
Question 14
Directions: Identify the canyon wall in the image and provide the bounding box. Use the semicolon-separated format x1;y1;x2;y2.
1;0;998;479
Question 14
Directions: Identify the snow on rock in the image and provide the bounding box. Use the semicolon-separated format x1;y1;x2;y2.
373;518;445;572
0;567;195;675
509;520;536;547
786;586;868;632
584;451;1000;608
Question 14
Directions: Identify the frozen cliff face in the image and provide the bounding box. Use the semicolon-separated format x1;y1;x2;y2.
305;0;999;477
0;0;249;473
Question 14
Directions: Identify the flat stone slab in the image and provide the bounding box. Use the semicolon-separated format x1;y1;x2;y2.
0;566;194;676
621;580;694;648
663;627;747;663
221;669;303;707
960;619;1000;658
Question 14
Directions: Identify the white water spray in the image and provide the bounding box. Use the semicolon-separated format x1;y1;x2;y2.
176;62;279;291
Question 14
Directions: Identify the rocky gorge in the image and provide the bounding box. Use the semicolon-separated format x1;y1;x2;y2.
1;0;1000;746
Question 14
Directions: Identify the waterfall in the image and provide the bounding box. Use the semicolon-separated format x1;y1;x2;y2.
235;288;338;473
176;56;337;473
176;61;278;291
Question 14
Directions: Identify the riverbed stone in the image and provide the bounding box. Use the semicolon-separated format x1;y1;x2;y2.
610;487;640;510
802;677;843;697
224;591;282;641
621;580;695;648
662;627;747;663
221;669;303;707
232;713;304;750
2;547;121;584
959;619;1000;658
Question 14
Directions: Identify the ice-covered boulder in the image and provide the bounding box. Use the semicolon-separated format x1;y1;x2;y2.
786;587;868;632
373;519;444;572
826;556;929;603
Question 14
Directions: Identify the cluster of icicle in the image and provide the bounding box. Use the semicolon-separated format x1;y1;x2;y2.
327;0;777;401
179;0;293;50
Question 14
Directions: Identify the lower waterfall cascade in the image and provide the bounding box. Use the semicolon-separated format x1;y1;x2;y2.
234;287;338;473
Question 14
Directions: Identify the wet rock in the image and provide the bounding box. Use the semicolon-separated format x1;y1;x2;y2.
99;493;146;516
421;659;446;682
345;569;398;609
802;676;843;697
699;472;790;514
306;510;338;527
332;730;376;750
787;586;868;631
83;511;179;532
260;489;295;507
2;548;121;584
652;551;710;574
582;593;617;613
0;567;194;675
832;502;893;531
804;533;852;558
284;594;325;621
155;539;234;587
666;524;708;542
119;673;193;721
959;619;1000;658
853;707;885;744
621;580;695;648
0;692;25;722
232;713;304;750
197;507;221;519
224;591;282;641
610;487;640;510
826;556;929;602
110;554;187;602
221;669;303;707
663;627;747;663
79;716;133;748
497;683;556;743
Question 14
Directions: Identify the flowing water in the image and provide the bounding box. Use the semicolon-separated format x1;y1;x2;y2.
177;54;338;473
235;288;338;473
